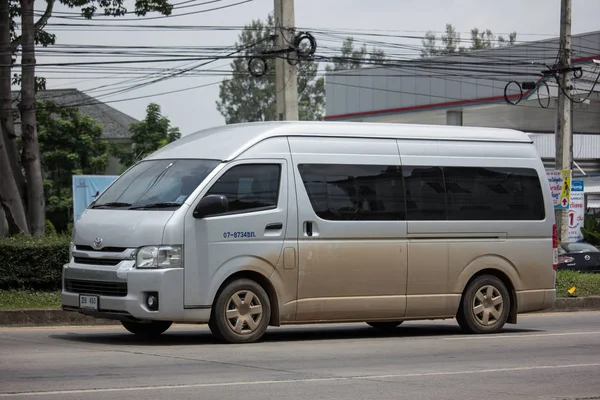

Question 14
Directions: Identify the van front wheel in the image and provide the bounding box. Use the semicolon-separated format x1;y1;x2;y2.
457;275;510;334
209;278;271;344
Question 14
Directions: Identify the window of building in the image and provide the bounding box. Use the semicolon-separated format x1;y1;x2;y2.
298;164;406;220
206;164;281;213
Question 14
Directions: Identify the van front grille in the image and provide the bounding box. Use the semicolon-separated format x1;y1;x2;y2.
73;257;121;266
75;245;127;253
65;279;128;297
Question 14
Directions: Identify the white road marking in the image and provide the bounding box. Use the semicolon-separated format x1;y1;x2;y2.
2;363;600;397
444;331;600;340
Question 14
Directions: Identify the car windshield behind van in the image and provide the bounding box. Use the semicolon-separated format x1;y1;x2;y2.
91;159;220;210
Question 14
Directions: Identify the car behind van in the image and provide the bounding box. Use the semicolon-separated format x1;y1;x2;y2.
61;121;557;343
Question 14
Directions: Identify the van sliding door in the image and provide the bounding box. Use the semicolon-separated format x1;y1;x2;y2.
289;136;408;322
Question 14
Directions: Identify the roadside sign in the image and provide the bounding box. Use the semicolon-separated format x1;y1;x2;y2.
560;169;571;208
547;169;572;209
567;180;585;242
72;175;119;222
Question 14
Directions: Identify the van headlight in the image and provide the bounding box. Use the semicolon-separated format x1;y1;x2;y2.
136;246;183;269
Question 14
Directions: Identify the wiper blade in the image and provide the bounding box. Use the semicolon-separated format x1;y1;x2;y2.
91;202;132;209
129;202;182;210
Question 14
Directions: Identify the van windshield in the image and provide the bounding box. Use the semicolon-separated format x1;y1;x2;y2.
91;159;220;210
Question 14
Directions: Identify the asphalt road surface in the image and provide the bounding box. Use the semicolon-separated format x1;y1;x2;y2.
1;312;600;400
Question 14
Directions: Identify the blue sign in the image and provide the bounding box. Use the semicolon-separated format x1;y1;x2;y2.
571;180;584;192
72;175;119;222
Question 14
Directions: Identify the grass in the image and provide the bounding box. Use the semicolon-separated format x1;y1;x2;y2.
0;272;598;310
0;290;61;310
555;270;600;298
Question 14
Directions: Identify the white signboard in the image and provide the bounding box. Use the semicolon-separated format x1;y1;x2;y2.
546;170;571;209
546;170;563;208
567;180;585;243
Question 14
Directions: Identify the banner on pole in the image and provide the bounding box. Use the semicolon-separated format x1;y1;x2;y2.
546;169;572;209
567;180;585;243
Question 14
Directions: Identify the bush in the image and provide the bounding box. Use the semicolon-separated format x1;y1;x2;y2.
0;234;70;290
45;219;57;236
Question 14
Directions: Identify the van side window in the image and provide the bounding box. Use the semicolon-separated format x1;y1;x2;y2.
403;166;447;221
444;166;545;220
206;164;281;213
297;164;405;220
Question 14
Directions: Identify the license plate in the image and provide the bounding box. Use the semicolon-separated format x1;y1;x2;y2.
79;294;99;310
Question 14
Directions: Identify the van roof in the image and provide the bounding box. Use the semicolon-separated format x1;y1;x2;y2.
146;121;533;161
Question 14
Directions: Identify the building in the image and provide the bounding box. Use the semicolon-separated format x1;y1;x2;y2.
324;30;600;208
12;88;137;175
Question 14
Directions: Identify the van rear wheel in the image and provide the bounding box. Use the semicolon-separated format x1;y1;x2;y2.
209;278;271;344
457;275;510;334
121;320;172;337
366;321;403;330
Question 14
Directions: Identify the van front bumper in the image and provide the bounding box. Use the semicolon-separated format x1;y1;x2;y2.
61;262;190;322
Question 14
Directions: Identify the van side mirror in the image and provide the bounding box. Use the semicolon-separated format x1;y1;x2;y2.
193;194;229;219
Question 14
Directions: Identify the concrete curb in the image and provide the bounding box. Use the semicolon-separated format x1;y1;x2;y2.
1;296;599;327
543;296;600;312
0;309;119;327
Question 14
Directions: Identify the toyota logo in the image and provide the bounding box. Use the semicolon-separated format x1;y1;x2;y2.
92;237;103;250
585;254;591;261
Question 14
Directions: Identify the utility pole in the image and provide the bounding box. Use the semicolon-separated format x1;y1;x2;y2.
274;0;299;121
555;0;573;242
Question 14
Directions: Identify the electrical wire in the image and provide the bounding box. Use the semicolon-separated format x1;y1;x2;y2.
4;19;599;116
35;0;225;17
42;0;253;22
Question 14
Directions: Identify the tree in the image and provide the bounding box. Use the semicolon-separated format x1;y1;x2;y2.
112;103;181;169
217;15;327;123
37;100;110;232
0;0;174;236
217;15;386;124
325;37;388;72
421;24;517;58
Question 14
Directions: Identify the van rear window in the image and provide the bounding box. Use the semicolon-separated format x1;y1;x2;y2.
442;166;545;221
298;164;546;222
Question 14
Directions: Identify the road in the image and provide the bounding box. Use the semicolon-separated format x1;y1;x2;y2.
1;312;600;400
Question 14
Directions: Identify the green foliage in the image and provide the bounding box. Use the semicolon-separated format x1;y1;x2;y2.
44;219;57;236
0;234;70;290
421;24;517;58
112;103;181;169
324;37;387;72
0;290;61;310
580;215;600;247
60;0;174;19
36;100;110;233
556;270;600;298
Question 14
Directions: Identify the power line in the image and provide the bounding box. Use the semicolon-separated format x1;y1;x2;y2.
42;0;253;22
36;0;225;16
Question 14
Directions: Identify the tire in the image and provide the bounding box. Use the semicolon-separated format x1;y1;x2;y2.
121;320;172;337
456;275;510;334
366;321;403;330
208;278;271;344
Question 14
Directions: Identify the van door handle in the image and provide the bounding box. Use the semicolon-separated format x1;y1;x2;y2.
305;221;313;237
265;223;283;230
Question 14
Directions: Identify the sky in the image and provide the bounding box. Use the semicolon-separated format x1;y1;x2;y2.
29;0;600;136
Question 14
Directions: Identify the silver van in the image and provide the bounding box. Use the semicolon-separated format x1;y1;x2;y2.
61;121;557;343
